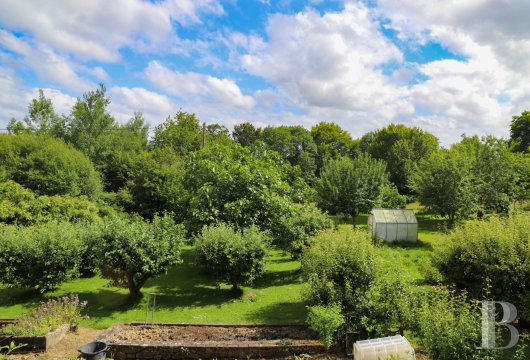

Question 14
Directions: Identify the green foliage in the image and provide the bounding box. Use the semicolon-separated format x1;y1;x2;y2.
362;124;439;194
1;294;87;336
0;133;102;199
23;89;66;137
66;84;116;163
262;125;318;184
510;110;530;153
274;203;334;258
416;288;482;360
0;341;26;359
301;229;375;327
434;215;530;322
306;304;345;349
310;122;358;172
182;143;303;235
126;148;186;218
232;122;262;147
361;278;418;337
380;182;407;209
206;124;233;146
99;113;149;192
412;148;476;220
452;136;520;214
95;214;185;295
152;111;201;155
316;154;387;225
195;223;270;290
0;222;84;292
0;180;100;225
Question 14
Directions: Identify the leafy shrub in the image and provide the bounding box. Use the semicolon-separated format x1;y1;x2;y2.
0;134;102;199
307;304;345;349
95;214;185;295
195;223;270;290
0;180;100;225
379;182;407;209
416;288;482;360
301;228;375;326
434;215;530;322
361;278;418;337
0;222;84;292
1;294;87;336
274;203;333;258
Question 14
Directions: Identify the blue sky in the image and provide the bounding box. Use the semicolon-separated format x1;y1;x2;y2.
1;0;529;145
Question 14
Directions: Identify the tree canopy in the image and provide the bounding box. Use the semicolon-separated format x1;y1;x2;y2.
361;124;439;194
316;154;387;226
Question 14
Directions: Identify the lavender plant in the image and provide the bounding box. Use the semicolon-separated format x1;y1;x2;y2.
1;294;88;336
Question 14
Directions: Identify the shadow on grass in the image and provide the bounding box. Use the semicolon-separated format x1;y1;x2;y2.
253;268;302;289
378;239;434;251
244;301;308;324
0;286;41;307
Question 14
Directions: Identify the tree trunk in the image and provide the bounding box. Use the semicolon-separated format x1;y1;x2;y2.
352;213;357;229
126;273;141;296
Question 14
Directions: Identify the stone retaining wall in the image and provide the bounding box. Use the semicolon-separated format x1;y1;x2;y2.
0;321;72;353
98;323;327;359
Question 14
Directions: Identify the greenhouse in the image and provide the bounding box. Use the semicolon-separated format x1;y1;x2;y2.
367;208;418;243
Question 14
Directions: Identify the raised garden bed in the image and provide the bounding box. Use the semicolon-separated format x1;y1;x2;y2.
98;322;327;359
0;320;73;353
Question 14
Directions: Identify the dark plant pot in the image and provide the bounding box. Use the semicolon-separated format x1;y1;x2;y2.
78;341;108;360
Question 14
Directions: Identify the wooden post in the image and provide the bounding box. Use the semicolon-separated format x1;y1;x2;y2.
202;122;206;148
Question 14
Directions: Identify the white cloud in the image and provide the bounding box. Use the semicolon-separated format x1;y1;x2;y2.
145;61;255;108
108;86;177;126
0;0;224;62
372;0;530;143
241;3;404;111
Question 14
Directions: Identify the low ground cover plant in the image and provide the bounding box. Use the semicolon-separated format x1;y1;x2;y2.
1;294;87;336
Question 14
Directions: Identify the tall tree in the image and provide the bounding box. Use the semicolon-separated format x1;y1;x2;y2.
24;89;66;137
206;123;232;146
67;84;115;164
152;111;201;155
412;149;476;221
262;125;318;185
452;135;519;214
101;113;150;192
310;122;358;172
362;124;439;194
316;154;387;227
510;110;530;153
232;122;262;147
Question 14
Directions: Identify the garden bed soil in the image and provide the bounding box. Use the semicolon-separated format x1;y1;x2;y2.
99;322;329;359
0;320;73;353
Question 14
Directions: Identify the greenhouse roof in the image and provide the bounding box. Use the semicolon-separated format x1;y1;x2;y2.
370;208;417;224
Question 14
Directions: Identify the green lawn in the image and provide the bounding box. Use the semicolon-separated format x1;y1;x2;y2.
0;208;448;329
0;248;307;329
1;209;527;359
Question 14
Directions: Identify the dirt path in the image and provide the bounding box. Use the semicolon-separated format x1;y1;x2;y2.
9;327;102;360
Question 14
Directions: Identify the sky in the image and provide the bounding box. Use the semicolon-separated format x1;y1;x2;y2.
1;0;530;145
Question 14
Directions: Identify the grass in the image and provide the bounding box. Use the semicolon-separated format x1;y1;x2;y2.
1;206;527;359
0;206;448;328
0;248;307;329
